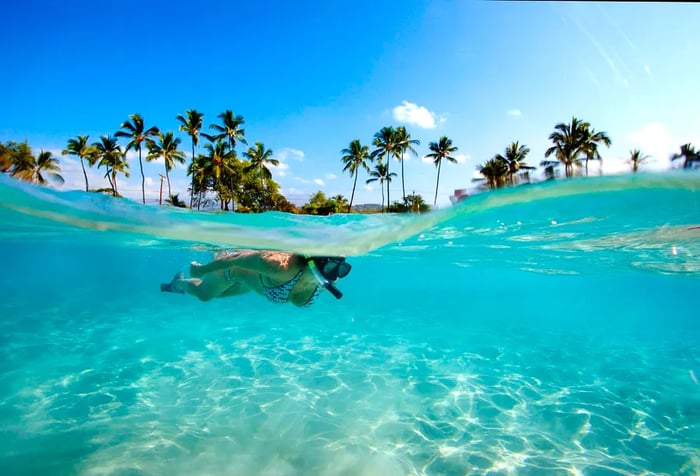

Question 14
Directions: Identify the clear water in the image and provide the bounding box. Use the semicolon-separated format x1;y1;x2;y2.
1;173;699;476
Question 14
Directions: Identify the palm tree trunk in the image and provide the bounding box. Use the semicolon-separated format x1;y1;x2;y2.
166;167;172;199
348;173;358;213
434;161;442;207
138;146;146;204
190;142;195;208
260;175;265;211
105;169;115;194
400;153;406;204
230;176;236;212
381;181;385;213
386;158;391;212
80;157;89;192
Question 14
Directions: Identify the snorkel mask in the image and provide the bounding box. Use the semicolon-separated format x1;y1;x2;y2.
307;257;352;299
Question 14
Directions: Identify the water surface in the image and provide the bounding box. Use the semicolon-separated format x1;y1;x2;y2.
1;173;698;475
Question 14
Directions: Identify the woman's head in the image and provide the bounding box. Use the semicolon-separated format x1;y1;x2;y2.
311;257;351;281
307;256;352;299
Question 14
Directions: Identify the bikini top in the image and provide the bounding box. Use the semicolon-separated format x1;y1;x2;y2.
260;270;321;307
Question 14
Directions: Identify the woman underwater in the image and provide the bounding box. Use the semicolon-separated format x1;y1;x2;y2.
161;249;352;307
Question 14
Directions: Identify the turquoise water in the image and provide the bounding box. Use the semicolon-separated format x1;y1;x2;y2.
1;173;699;475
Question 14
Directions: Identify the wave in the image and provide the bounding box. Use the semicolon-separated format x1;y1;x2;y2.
0;173;698;257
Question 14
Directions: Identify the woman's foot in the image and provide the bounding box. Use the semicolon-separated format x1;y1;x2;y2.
160;272;186;294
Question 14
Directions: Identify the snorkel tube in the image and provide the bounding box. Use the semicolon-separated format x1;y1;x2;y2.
307;258;343;299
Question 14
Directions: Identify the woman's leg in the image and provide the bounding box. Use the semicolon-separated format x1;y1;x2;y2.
164;270;247;301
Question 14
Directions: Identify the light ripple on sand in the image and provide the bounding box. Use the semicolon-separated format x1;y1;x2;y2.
1;306;698;475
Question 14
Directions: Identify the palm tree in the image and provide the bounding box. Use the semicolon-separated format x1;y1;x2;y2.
146;131;186;201
425;136;459;207
13;150;64;185
201;140;237;210
176;109;204;207
671;143;700;169
545;117;587;178
371;126;399;208
395;126;420;204
165;193;187;208
341;139;371;213
207;110;247;151
495;141;533;185
187;154;208;210
331;194;349;211
1;141;33;174
244;142;278;209
579;124;611;176
478;158;509;190
115;113;159;204
628;149;649;173
93;135;127;197
0;142;11;173
366;162;396;213
539;160;560;180
62;135;98;192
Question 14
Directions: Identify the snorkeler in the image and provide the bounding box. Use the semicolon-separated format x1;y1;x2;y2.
160;249;351;307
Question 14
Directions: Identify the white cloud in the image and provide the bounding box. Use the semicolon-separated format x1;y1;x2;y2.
627;122;676;170
325;173;337;180
644;64;651;75
269;161;289;177
507;109;522;117
392;100;442;129
422;152;470;164
454;153;470;164
314;178;325;186
125;149;139;162
56;156;106;191
275;147;305;162
269;147;304;179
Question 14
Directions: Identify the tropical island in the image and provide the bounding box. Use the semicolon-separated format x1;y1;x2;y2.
1;110;698;215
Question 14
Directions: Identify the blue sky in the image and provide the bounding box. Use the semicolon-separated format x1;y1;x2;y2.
2;0;699;206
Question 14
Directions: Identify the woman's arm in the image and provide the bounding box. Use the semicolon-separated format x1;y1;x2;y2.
190;250;300;278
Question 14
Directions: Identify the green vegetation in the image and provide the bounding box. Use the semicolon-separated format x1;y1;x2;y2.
366;162;396;213
2;111;698;215
426;136;459;206
671;143;700;169
115;114;160;204
628;149;649;173
62;135;98;192
1;141;64;185
300;191;349;215
94;136;127;197
341;139;371;213
176;109;204;208
147;131;187;201
544;117;611;178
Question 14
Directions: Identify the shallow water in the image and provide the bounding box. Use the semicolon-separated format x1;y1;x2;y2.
1;173;699;475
